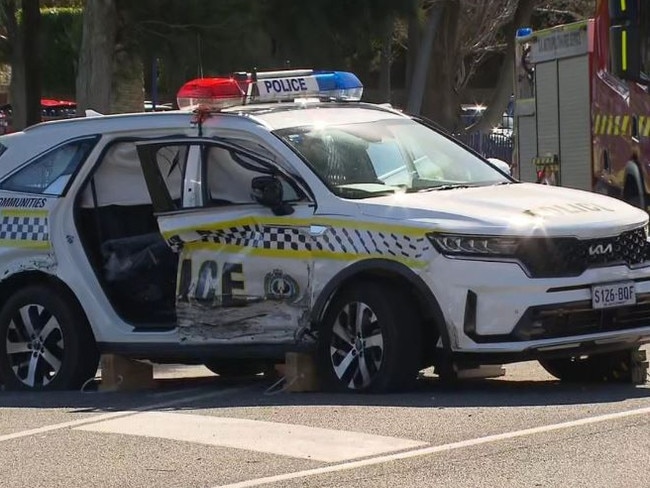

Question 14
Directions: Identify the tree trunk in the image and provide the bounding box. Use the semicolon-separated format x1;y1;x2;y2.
76;0;117;114
422;0;461;129
110;2;144;114
21;0;41;128
111;47;144;113
378;15;393;103
467;0;537;133
405;6;421;99
406;2;444;115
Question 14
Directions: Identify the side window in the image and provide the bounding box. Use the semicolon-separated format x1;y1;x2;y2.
80;141;185;208
140;142;304;212
154;145;187;202
227;138;275;160
1;138;96;195
205;146;300;206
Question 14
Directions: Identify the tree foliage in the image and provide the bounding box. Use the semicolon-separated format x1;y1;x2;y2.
6;0;602;123
22;0;41;126
41;7;82;97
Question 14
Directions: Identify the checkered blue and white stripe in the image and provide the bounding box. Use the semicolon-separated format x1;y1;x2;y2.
169;223;431;260
0;215;49;242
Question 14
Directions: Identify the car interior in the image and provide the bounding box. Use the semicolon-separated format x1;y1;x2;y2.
74;141;181;327
73;139;301;328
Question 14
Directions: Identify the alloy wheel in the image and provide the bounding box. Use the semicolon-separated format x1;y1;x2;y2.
5;304;64;388
329;301;384;389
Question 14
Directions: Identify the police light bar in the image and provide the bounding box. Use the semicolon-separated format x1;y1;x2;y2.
176;69;363;111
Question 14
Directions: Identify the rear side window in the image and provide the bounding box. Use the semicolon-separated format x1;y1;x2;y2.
0;138;96;195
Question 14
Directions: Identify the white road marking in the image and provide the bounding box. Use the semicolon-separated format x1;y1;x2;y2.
0;385;253;443
75;411;426;462
216;404;650;488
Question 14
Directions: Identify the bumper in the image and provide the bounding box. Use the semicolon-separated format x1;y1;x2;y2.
427;257;650;353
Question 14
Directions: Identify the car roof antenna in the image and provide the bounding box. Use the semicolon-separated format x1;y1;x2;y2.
85;109;104;117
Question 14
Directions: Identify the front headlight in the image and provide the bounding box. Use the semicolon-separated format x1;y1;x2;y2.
427;232;520;257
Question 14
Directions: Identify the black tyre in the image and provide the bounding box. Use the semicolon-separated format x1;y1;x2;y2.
623;165;646;210
204;359;269;377
318;281;421;393
539;348;642;383
0;284;99;390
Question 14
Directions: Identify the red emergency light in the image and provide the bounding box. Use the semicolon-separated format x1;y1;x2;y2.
41;98;76;108
176;77;250;111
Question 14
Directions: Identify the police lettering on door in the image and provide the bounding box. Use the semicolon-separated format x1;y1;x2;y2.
178;259;247;306
257;76;320;100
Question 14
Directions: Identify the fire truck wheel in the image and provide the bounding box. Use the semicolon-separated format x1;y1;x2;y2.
623;164;646;209
318;281;421;393
0;285;99;391
539;347;646;383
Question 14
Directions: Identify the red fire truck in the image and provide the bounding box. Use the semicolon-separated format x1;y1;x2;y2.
513;0;650;209
0;98;77;134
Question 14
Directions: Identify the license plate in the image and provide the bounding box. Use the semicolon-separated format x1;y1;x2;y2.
591;281;636;309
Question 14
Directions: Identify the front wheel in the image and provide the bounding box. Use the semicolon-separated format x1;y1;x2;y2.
0;284;99;390
318;281;421;393
539;348;646;383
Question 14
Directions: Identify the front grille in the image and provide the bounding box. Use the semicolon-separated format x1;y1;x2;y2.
511;294;650;341
516;227;649;278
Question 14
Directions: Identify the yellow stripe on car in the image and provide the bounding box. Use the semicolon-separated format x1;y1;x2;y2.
184;241;429;269
164;217;433;268
0;209;50;248
163;216;432;240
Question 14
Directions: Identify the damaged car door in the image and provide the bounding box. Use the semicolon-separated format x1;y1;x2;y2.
136;138;317;346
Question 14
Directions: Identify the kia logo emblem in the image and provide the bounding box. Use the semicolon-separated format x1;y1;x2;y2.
588;243;613;256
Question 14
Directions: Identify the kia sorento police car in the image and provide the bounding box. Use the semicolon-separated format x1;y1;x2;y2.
0;69;648;392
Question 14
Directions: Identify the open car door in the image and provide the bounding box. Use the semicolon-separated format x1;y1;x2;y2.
136;137;317;346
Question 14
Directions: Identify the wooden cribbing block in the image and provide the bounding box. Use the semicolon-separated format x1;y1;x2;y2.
99;354;155;391
284;352;320;392
456;364;506;380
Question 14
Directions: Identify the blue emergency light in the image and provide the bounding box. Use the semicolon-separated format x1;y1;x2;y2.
177;69;364;110
516;27;533;39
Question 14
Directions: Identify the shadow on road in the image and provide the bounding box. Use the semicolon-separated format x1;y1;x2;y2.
1;371;649;412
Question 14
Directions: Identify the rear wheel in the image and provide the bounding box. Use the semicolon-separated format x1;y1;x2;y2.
539;348;646;383
318;281;421;393
0;284;99;390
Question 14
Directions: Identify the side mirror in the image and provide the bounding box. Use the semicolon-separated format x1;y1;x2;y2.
251;176;293;215
610;25;642;81
252;176;282;207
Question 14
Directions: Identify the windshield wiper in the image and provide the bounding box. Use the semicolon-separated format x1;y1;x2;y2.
336;187;398;199
409;184;472;193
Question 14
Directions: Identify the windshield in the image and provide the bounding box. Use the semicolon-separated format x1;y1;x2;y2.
277;118;510;199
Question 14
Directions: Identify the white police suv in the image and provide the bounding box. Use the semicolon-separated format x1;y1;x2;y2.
0;69;648;391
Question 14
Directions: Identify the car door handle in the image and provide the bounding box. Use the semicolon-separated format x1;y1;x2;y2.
308;225;330;237
263;224;330;238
